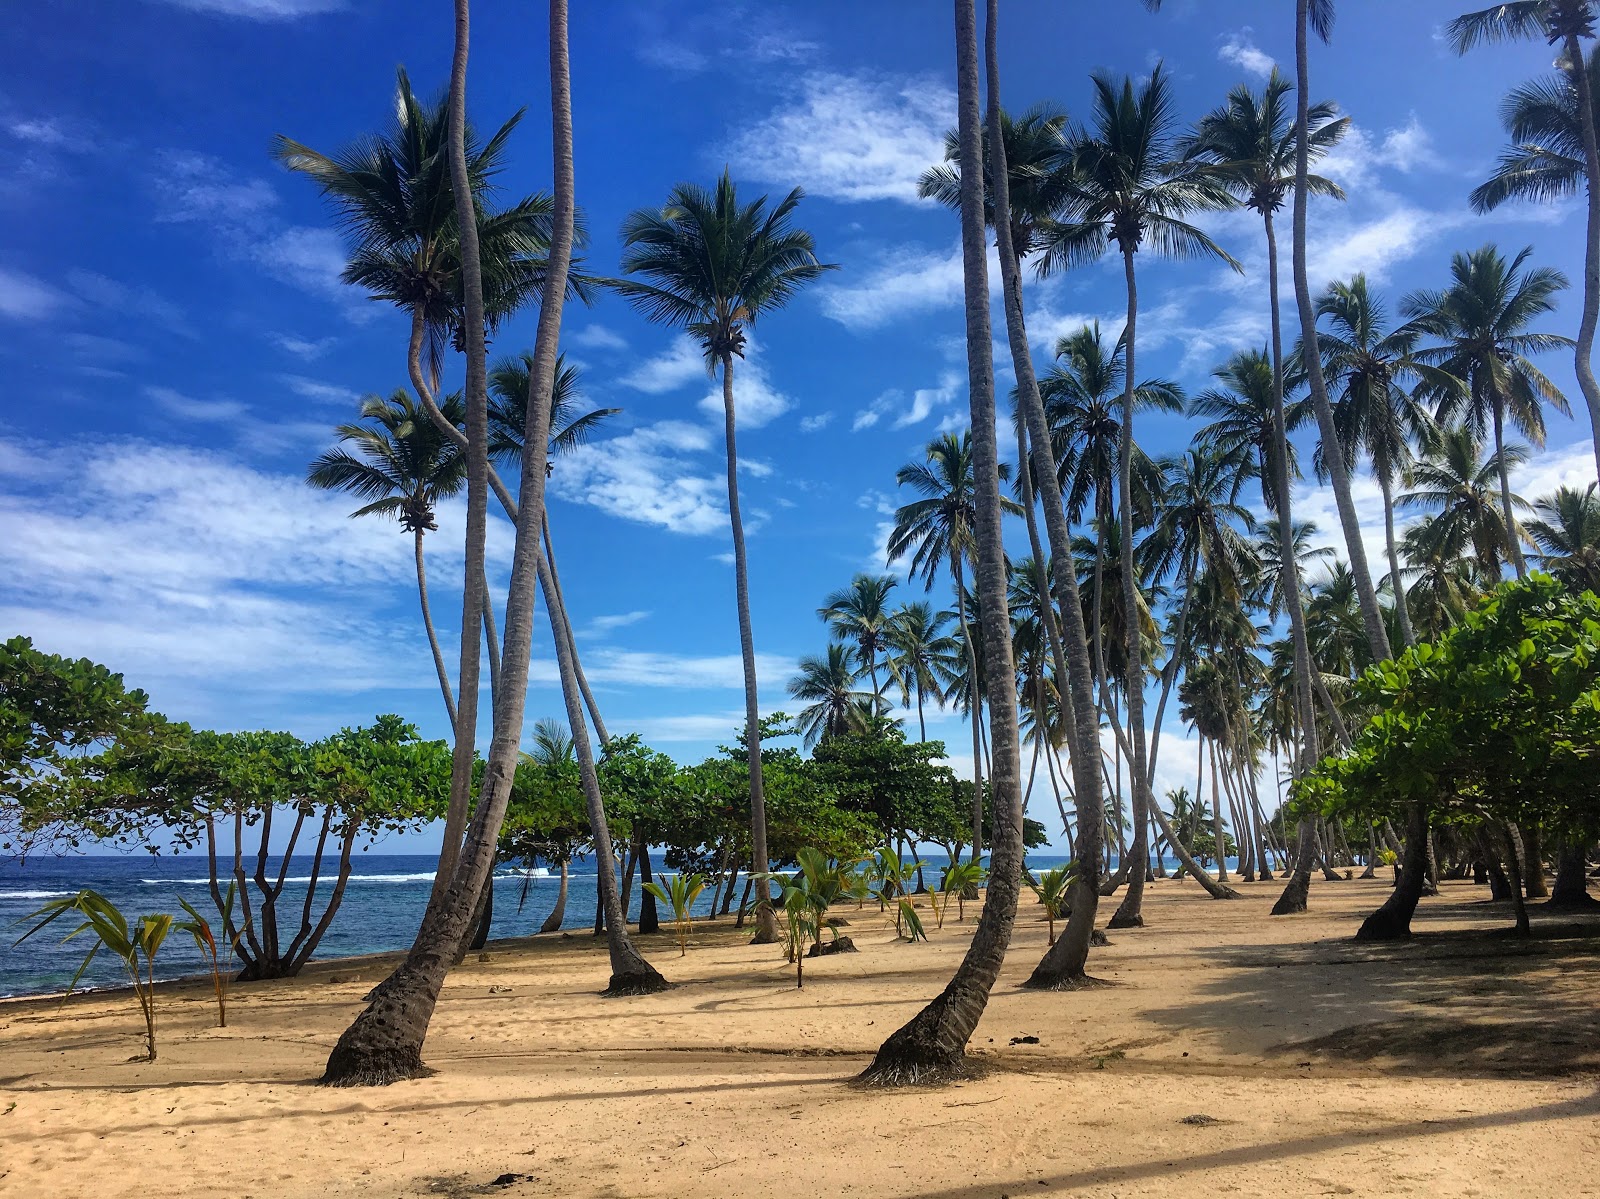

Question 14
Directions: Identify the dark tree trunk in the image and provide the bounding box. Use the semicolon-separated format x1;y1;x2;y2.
638;843;660;935
1355;806;1431;940
538;860;569;933
468;873;493;951
1549;840;1598;908
1518;822;1548;899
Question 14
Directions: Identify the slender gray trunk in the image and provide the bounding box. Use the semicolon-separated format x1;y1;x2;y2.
1293;0;1392;663
414;528;458;731
538;860;569;933
543;513;609;743
1381;472;1416;647
1493;402;1528;577
1564;33;1600;486
721;355;778;945
860;0;1026;1083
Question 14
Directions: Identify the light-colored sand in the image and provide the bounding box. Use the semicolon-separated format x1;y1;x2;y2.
2;876;1596;1198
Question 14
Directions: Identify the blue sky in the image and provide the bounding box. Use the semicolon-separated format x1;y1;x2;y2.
4;0;1597;854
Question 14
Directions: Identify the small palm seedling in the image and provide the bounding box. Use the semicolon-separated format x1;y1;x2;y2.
868;847;927;941
177;883;238;1026
1025;863;1076;946
942;859;987;923
642;872;708;956
15;889;175;1061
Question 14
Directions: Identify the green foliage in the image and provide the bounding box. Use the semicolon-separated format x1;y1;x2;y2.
641;872;707;956
176;885;237;1028
763;848;861;987
14;889;175;1060
936;859;987;926
1;637;154;850
1297;575;1600;843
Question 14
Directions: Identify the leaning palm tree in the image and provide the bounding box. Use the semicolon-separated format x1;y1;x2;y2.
1450;0;1600;485
818;574;899;696
1033;62;1239;929
1404;243;1573;577
882;602;962;742
859;0;1029;1085
614;170;835;945
1527;483;1600;590
1315;274;1447;646
308;389;467;730
788;644;879;749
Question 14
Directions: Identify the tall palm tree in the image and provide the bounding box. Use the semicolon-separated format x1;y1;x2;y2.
889;431;1019;856
859;0;1026;1085
788;644;879;748
1404;243;1573;577
1034;63;1238;929
882;602;962;741
321;0;629;1088
308;390;467;730
615;170;834;945
1316;274;1446;646
1527;483;1600;589
1400;423;1530;579
1179;42;1350;912
1450;0;1600;486
819;574;899;696
1400;519;1484;639
1254;518;1336;620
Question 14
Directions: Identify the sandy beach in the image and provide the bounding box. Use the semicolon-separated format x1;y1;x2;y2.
2;877;1596;1198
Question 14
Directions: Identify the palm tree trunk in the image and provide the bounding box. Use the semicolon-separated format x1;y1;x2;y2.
322;0;584;1085
916;679;927;742
1381;472;1417;647
1563;32;1600;487
1264;199;1325;916
414;528;458;731
1293;0;1393;664
480;579;501;706
720;353;778;945
953;555;984;863
1493;401;1528;577
543;512;609;743
859;0;1026;1083
1210;740;1229;882
1109;245;1152;929
538;860;569;933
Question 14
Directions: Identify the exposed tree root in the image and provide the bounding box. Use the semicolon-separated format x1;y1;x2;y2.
1019;971;1116;992
603;970;671;997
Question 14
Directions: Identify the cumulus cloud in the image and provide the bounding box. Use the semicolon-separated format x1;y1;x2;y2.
727;72;953;203
799;412;834;432
817;240;1003;328
551;419;729;536
1218;30;1275;77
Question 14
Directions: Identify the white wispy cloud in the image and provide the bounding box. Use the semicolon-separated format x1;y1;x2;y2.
154;0;345;18
634;6;817;74
551;419;728;536
799;412;834;432
618;336;706;395
621;334;792;428
280;374;361;407
1218;30;1275;77
582;610;652;637
66;270;196;338
273;333;337;359
569;324;629;353
0;267;72;320
727;72;952;203
853;372;963;432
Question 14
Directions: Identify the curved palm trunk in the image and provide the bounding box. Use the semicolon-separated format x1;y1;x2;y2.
543;513;609;743
322;0;583;1084
953;555;985;862
1493;402;1528;577
859;0;1025;1083
720;354;778;945
1564;31;1600;486
1293;0;1392;665
1263;199;1326;916
1109;246;1153;929
414;529;458;731
538;860;570;933
1380;472;1417;647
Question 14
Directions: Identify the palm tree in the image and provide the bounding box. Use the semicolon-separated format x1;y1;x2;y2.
1254;519;1336;620
859;0;1026;1085
889;431;1019;856
1315;274;1446;646
1192;349;1314;515
1400;423;1530;579
1450;1;1600;486
1404;243;1573;577
788;645;879;748
1179;40;1350;912
1034;63;1238;929
882;602;961;742
1527;483;1600;589
1400;519;1483;639
819;575;899;696
308;389;467;730
614;170;834;945
919;102;1071;265
321;0;625;1087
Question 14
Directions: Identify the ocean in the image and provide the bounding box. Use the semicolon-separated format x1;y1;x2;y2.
0;850;1162;998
